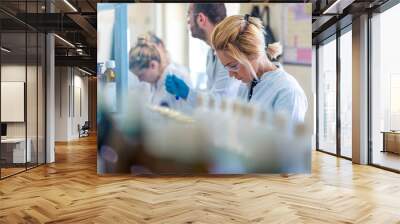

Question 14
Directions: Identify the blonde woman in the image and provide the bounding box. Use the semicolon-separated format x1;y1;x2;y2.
211;14;307;122
129;36;191;111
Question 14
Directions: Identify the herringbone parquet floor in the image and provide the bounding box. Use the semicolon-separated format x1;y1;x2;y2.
1;135;400;223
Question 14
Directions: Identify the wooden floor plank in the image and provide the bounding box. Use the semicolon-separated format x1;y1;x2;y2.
0;135;400;223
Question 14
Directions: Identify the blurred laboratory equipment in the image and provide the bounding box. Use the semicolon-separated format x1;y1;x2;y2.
98;87;311;175
103;60;117;112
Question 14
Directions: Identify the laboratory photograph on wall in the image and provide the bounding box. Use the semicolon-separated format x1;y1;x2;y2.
97;2;313;175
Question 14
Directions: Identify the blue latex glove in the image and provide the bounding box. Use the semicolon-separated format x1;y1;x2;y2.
165;74;189;100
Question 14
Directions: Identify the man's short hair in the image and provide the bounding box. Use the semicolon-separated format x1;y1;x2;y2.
193;3;226;25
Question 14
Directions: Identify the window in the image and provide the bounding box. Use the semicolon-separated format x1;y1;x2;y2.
340;29;352;158
317;38;337;154
371;3;400;171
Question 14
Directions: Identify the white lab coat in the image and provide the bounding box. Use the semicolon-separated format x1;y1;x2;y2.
187;49;241;105
148;63;192;113
169;62;191;86
128;71;150;91
237;67;308;123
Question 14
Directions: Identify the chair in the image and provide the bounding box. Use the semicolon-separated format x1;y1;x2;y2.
78;121;90;138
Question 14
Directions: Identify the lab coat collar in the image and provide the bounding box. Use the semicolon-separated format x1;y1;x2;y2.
208;48;216;62
259;66;283;82
247;66;282;87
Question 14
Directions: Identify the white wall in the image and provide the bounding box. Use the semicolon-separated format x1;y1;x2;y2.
55;66;68;141
55;67;89;141
1;65;26;141
128;3;187;66
163;4;188;67
1;64;46;163
97;8;116;63
1;65;37;138
128;4;156;51
72;73;89;138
